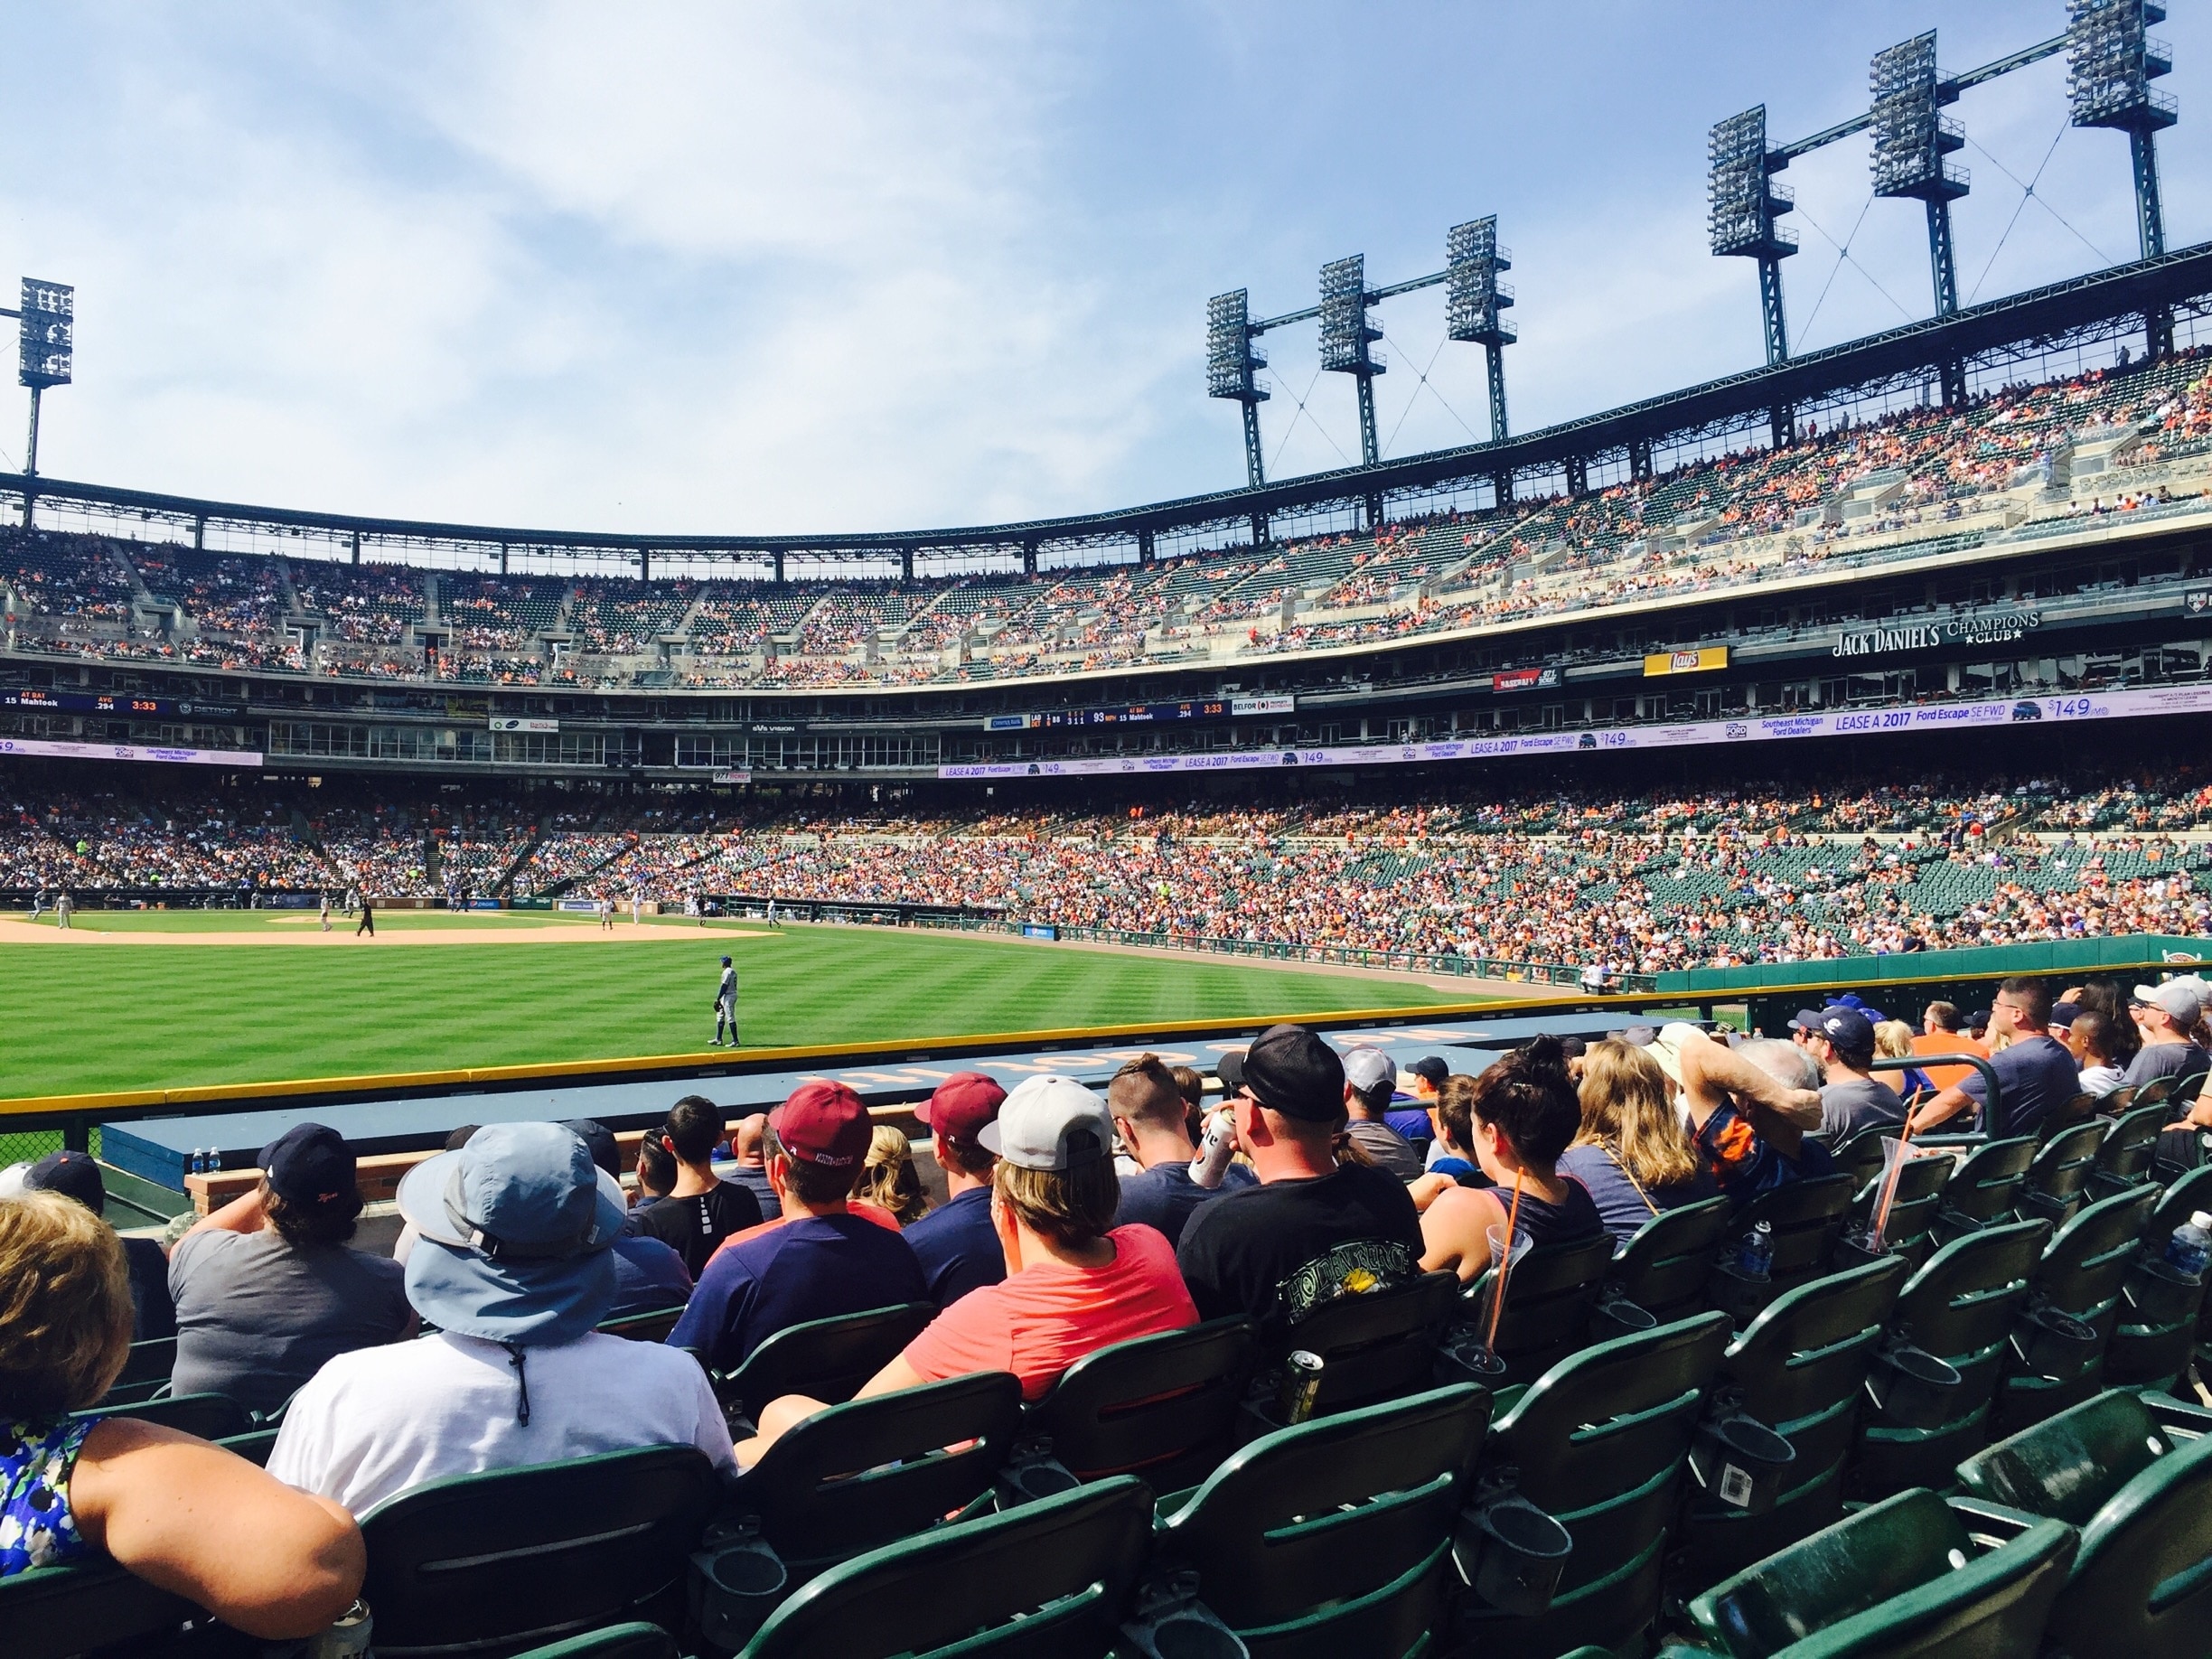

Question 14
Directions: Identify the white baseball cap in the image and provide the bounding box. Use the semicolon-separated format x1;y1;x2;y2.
979;1075;1114;1171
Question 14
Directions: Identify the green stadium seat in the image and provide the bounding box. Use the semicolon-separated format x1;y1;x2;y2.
1955;1386;2212;1659
1681;1255;1911;1589
1709;1176;1854;1325
1684;1487;2076;1658
1010;1317;1258;1494
1452;1311;1732;1658
2019;1120;2111;1227
1930;1136;2037;1241
96;1336;176;1407
1606;1195;1734;1322
1149;1383;1491;1658
1853;1220;2051;1501
1847;1147;1952;1268
76;1391;255;1442
1459;1233;1616;1384
0;1553;203;1659
1998;1185;2160;1429
725;1371;1023;1580
1250;1271;1456;1425
507;1624;676;1659
215;1425;279;1467
596;1306;688;1344
734;1476;1155;1659
709;1302;935;1434
2089;1103;2170;1198
355;1445;723;1657
1830;1125;1895;1193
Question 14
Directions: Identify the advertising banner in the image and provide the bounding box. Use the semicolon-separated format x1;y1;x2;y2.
940;683;2212;782
1230;694;1298;716
1643;645;1730;677
0;736;263;767
489;717;559;733
1492;667;1560;693
1831;607;2041;658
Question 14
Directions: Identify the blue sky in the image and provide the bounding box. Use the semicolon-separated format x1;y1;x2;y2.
0;3;2203;535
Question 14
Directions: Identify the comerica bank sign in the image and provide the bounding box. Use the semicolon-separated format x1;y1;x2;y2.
1832;608;2043;659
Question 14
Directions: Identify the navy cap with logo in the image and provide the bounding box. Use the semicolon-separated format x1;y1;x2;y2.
1217;1023;1347;1122
23;1149;104;1214
1795;1007;1875;1064
258;1122;357;1212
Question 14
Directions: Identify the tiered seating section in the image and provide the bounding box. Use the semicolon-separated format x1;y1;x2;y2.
8;351;2211;690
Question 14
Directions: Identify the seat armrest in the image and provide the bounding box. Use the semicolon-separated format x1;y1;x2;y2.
2140;1387;2212;1439
1947;1495;2043;1548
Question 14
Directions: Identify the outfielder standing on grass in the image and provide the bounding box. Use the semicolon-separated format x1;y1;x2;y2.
712;955;738;1047
355;895;375;938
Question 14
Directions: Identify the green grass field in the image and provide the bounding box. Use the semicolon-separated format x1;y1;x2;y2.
0;914;1466;1100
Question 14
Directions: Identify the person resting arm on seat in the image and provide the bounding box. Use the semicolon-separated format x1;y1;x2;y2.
0;1191;363;1639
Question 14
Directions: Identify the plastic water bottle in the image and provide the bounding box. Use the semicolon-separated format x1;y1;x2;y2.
1738;1220;1774;1279
206;1148;221;1174
188;1148;206;1176
1188;1111;1238;1190
2165;1211;2212;1279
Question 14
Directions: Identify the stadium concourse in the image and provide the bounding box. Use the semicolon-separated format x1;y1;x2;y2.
7;757;2212;979
5;351;2212;691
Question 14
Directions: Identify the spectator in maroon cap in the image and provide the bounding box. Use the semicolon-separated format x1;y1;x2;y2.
901;1073;1008;1307
665;1083;927;1370
168;1123;413;1415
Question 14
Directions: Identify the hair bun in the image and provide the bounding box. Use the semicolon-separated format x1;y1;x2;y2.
1521;1033;1568;1073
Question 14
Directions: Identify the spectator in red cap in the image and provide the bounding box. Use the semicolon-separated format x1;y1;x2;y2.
901;1072;1008;1307
665;1082;927;1370
168;1123;412;1415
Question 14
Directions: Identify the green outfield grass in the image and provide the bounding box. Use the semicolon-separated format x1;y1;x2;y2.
0;919;1465;1100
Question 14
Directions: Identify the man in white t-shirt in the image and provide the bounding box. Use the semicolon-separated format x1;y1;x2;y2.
267;1121;733;1514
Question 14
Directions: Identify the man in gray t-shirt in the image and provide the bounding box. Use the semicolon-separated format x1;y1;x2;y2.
169;1123;411;1415
2124;980;2210;1094
1793;1008;1907;1145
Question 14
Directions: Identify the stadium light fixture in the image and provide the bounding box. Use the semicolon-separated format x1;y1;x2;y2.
1318;255;1385;470
2068;0;2177;351
1;277;72;524
1871;32;1970;327
1708;107;1798;369
1206;288;1270;490
1446;216;1514;443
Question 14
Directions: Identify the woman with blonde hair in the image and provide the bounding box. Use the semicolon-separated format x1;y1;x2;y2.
861;1125;930;1226
1559;1038;1716;1244
0;1191;364;1635
1872;1019;1935;1101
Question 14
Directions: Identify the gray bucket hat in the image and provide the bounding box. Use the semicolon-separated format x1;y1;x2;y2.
396;1120;627;1348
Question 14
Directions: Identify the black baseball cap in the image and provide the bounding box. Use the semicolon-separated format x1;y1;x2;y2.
1405;1055;1450;1088
563;1119;622;1181
1217;1024;1346;1122
258;1122;356;1212
24;1150;104;1214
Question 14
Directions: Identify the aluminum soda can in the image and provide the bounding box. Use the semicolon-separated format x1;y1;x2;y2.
1188;1110;1238;1189
1279;1350;1325;1424
305;1600;372;1659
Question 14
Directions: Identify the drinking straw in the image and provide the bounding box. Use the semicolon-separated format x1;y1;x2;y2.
1486;1167;1529;1354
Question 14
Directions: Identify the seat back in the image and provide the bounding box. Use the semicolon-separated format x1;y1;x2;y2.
1021;1317;1258;1484
1281;1270;1455;1414
2094;1103;2170;1188
713;1302;935;1425
1831;1126;1894;1193
0;1555;201;1659
1956;1388;2174;1526
1851;1149;1952;1257
1688;1487;2076;1659
2144;1163;2212;1243
76;1391;255;1441
2021;1120;2113;1223
734;1371;1024;1569
1720;1257;1910;1446
1735;1175;1855;1279
596;1306;687;1344
1936;1137;2037;1228
509;1623;677;1659
1891;1219;2052;1374
1155;1383;1491;1643
737;1477;1155;1659
358;1445;723;1657
98;1336;177;1406
1472;1233;1616;1381
2034;1185;2160;1321
1607;1196;1734;1320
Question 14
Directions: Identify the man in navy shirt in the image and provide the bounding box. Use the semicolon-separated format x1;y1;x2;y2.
901;1073;1007;1306
1111;1052;1255;1248
668;1082;926;1370
1383;1055;1448;1144
1910;977;2080;1140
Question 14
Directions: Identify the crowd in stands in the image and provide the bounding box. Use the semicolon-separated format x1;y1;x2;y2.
11;351;2212;692
11;953;2204;1637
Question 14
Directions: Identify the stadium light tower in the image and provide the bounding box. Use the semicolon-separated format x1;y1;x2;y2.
1446;217;1514;443
10;279;71;478
1871;33;1970;329
1318;255;1385;468
1206;289;1271;490
1708;107;1798;369
2067;0;2178;351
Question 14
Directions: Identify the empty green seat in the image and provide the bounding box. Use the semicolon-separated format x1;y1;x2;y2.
1254;1271;1455;1423
1015;1317;1257;1492
709;1302;934;1433
1848;1148;1952;1268
2020;1120;2112;1228
1462;1234;1615;1383
0;1553;202;1659
1955;1387;2212;1659
1686;1487;2076;1658
1710;1176;1854;1326
1151;1382;1491;1658
1682;1256;1911;1589
356;1445;723;1656
736;1476;1155;1659
2088;1103;2170;1198
1998;1186;2159;1431
1607;1195;1734;1322
2109;1166;2212;1391
1930;1137;2036;1242
508;1623;676;1659
1454;1311;1732;1658
1853;1219;2050;1501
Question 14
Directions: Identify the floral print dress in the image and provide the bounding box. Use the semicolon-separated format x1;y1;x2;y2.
0;1416;96;1577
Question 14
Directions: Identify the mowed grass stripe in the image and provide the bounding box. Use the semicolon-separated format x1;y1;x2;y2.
0;927;1456;1099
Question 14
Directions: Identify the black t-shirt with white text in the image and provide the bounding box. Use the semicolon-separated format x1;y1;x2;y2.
1173;1160;1424;1333
627;1181;764;1279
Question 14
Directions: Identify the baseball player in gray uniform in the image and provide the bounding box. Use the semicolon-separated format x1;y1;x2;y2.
712;955;738;1046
